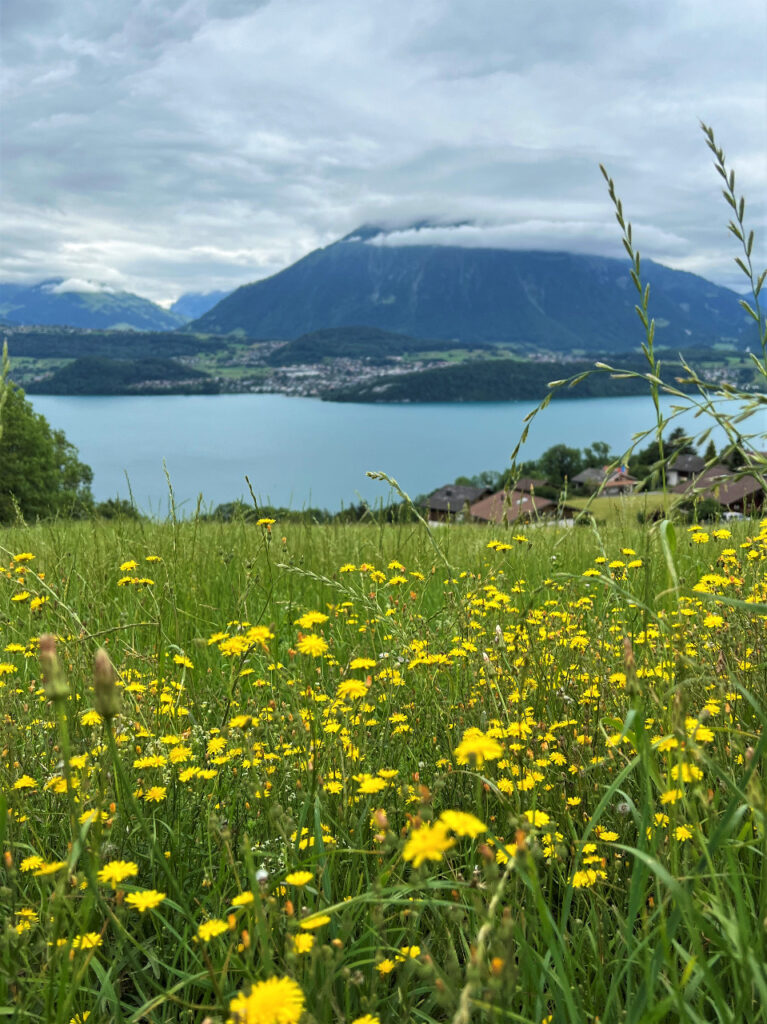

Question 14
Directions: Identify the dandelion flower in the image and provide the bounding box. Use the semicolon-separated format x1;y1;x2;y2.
227;976;304;1024
197;919;229;942
524;810;550;828
232;891;255;907
296;634;328;657
290;933;315;953
143;786;167;803
439;810;487;838
97;860;138;887
33;860;68;877
284;871;313;886
20;855;44;873
352;1016;381;1024
402;821;455;868
294;611;328;629
377;959;395;975
13;774;37;790
125;890;166;912
299;914;330;930
454;727;503;767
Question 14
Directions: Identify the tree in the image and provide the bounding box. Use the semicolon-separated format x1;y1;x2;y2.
0;344;93;523
537;444;584;486
582;440;614;467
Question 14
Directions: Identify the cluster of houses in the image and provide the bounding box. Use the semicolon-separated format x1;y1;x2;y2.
424;454;766;525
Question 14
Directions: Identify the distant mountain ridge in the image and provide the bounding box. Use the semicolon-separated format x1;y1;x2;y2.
190;230;751;352
170;290;231;321
0;279;185;331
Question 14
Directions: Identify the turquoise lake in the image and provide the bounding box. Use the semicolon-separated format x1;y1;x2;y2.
29;393;763;514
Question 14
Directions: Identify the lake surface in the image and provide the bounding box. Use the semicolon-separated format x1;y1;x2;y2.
29;393;764;514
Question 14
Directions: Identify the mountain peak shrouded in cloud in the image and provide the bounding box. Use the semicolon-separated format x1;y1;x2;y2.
42;278;118;296
189;232;752;351
1;0;764;301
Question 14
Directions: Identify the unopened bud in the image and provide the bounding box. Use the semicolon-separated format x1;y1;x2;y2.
39;634;68;700
93;648;121;719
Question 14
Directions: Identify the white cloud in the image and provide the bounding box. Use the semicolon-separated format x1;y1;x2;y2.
0;0;764;301
44;278;117;294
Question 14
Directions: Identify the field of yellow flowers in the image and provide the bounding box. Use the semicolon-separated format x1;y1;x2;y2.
1;513;765;1023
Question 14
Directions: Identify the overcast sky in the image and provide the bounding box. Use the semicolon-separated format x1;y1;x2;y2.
2;0;766;304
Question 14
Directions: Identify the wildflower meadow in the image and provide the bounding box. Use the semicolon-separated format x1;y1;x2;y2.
1;507;765;1023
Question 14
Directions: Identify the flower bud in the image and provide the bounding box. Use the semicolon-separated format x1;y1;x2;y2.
93;648;121;719
39;634;69;700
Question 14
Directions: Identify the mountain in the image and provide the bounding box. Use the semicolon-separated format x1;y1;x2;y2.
189;229;751;352
0;279;185;331
170;290;231;321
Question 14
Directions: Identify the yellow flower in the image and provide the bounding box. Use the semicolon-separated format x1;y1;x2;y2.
20;855;44;873
351;1016;381;1024
290;933;315;953
674;825;693;842
659;787;683;805
227;976;304;1024
33;860;68;877
11;591;30;602
284;871;313;887
119;560;138;571
377;959;396;975
125;890;166;912
524;810;550;828
197;919;229;942
294;611;329;629
299;914;330;930
97;860;139;887
402;821;455;868
256;517;276;527
68;932;103;951
143;786;167;803
337;679;368;700
454;727;503;767
571;868;606;888
439;810;487;838
594;828;619;842
231;891;255;907
296;634;328;657
14;552;35;562
173;654;194;669
397;945;421;960
13;774;37;790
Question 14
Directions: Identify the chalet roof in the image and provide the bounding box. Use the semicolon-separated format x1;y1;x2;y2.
572;466;637;487
669;454;705;473
426;484;489;512
671;464;733;495
514;477;547;493
572;467;605;485
673;466;765;506
714;474;765;506
470;489;555;524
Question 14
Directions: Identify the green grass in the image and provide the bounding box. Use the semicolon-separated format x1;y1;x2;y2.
1;512;765;1023
567;492;672;524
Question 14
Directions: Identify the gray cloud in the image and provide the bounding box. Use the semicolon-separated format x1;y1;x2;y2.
1;0;765;303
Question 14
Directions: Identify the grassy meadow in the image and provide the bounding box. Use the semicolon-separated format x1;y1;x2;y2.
1;511;766;1023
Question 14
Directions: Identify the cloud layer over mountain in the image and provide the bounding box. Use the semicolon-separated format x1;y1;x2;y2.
2;0;765;302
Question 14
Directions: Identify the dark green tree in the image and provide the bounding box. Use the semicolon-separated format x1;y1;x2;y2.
583;440;614;467
537;444;584;486
0;346;93;523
